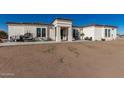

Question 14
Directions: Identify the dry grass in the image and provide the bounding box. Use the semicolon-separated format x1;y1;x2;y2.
0;39;124;77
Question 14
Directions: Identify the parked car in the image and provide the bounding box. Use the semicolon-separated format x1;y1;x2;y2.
16;33;34;42
23;33;34;41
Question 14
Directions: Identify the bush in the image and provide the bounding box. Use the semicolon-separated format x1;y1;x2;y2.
89;37;92;41
101;38;105;41
85;37;92;41
84;37;89;40
0;38;2;43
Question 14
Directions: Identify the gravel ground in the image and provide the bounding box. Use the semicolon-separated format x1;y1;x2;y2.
0;39;124;78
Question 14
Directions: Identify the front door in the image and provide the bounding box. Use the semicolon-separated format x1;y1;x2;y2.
61;29;64;40
61;27;68;41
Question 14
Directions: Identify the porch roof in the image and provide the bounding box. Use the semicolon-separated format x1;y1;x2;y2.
51;18;72;24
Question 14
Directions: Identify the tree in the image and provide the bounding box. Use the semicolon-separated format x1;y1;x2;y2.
0;30;8;43
0;30;8;39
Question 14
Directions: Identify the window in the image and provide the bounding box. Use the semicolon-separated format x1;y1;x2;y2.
105;29;107;37
37;28;41;37
42;28;46;37
73;29;76;38
108;29;111;37
105;29;111;38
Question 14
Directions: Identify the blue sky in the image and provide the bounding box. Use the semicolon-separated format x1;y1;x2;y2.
0;14;124;34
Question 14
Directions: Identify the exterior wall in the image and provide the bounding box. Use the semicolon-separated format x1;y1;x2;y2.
23;25;37;38
94;27;103;40
83;26;95;41
49;27;56;40
8;24;48;40
8;21;117;42
8;25;25;40
102;27;117;41
82;26;117;41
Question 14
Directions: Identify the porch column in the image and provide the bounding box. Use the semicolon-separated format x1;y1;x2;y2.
56;26;61;42
68;26;72;41
46;28;48;40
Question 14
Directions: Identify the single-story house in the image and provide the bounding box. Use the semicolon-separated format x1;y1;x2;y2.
7;18;117;42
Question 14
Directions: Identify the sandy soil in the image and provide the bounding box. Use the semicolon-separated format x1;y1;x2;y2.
0;39;124;78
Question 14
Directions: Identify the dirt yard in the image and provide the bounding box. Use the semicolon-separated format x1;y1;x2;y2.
0;39;124;77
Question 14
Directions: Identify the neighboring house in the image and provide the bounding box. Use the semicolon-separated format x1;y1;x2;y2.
7;18;117;42
117;34;124;38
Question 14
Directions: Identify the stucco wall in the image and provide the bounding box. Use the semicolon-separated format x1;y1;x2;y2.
8;24;48;40
83;26;117;41
83;26;95;41
23;25;37;38
8;25;25;40
94;27;103;40
102;27;117;41
8;22;117;41
49;27;56;40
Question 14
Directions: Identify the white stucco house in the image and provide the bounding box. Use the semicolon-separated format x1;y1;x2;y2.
7;18;117;42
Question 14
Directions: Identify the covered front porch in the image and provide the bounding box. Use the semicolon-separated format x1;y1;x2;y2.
55;26;72;42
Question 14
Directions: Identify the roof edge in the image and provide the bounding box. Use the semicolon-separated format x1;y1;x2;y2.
6;22;53;26
83;24;118;28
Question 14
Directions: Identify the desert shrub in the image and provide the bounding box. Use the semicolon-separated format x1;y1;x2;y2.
101;38;105;41
84;37;92;41
89;37;92;41
84;37;89;40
